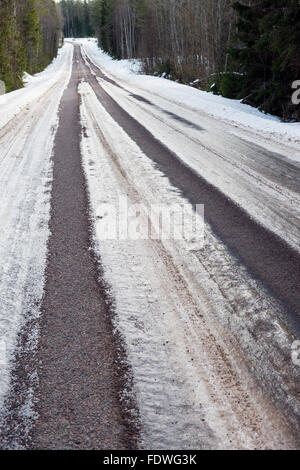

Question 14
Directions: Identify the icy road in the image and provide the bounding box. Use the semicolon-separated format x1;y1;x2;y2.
0;41;299;450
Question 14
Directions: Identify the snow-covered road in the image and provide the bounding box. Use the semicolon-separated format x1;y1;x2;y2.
0;41;299;449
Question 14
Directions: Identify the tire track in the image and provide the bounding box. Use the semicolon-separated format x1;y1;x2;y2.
80;47;300;332
29;46;138;450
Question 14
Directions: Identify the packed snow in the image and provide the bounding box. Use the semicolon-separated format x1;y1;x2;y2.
0;44;73;418
0;44;73;129
78;38;300;153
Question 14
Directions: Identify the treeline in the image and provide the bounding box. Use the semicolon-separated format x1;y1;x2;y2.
226;1;300;121
60;0;300;121
0;0;62;92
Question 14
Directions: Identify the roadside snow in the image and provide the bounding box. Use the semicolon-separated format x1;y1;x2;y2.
0;44;73;129
22;73;34;85
77;38;300;151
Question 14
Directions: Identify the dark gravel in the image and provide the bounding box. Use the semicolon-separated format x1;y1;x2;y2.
30;47;138;450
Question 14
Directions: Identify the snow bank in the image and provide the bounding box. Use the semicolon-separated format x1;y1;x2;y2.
78;38;300;149
0;44;73;130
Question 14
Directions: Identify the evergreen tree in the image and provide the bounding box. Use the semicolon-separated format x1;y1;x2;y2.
226;0;300;120
0;0;26;91
19;0;40;73
0;0;61;92
83;0;94;37
60;0;96;38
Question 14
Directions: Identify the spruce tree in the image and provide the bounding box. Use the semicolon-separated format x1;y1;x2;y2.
226;0;300;121
19;0;40;73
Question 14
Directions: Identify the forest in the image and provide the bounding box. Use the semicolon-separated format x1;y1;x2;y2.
0;0;61;92
0;1;299;120
59;0;300;121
